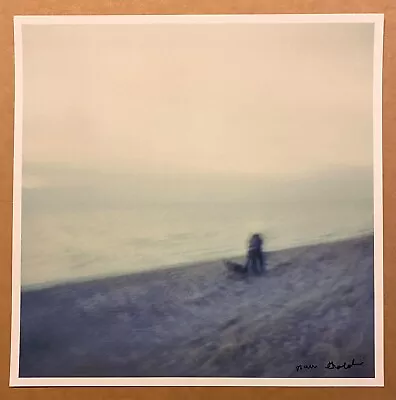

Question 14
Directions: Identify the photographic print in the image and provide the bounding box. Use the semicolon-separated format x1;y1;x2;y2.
11;14;384;386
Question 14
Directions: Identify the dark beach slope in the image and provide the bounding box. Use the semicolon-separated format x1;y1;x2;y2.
19;235;375;378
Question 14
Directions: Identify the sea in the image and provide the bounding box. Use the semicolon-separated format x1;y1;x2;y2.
20;170;374;289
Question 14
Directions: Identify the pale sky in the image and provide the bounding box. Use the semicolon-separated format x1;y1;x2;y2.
22;22;374;178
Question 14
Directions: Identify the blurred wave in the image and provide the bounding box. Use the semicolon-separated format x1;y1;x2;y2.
21;168;373;288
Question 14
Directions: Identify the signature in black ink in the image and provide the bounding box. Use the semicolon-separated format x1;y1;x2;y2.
296;363;318;372
325;358;364;370
296;358;364;372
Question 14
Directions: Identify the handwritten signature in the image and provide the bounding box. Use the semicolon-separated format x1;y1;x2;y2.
296;358;364;372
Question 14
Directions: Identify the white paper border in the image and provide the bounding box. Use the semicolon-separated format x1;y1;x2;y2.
10;13;384;387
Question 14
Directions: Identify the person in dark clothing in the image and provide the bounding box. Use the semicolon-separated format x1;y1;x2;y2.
245;233;265;275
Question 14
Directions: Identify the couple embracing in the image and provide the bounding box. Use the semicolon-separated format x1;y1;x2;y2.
224;232;266;276
245;233;265;275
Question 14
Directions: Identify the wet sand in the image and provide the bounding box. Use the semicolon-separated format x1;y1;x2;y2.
19;235;375;378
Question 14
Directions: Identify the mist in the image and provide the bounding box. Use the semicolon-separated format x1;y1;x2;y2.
22;22;374;178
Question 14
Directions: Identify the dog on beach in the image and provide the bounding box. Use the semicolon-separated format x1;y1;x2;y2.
223;260;248;276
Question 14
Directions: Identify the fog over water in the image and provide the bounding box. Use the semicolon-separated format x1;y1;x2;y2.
21;22;375;288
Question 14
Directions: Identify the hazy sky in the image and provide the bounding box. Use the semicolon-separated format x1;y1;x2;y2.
22;23;374;178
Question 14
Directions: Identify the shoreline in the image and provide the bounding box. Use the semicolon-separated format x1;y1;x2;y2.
19;234;375;378
21;232;373;293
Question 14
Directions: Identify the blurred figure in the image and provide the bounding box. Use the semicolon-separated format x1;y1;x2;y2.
246;233;265;275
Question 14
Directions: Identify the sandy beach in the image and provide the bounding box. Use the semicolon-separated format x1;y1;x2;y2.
19;234;375;378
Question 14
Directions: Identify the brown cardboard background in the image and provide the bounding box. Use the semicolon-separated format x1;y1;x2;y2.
0;0;393;398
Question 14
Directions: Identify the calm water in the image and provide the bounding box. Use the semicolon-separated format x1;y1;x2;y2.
21;173;374;288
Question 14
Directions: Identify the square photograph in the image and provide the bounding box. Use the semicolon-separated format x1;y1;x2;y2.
11;15;384;386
